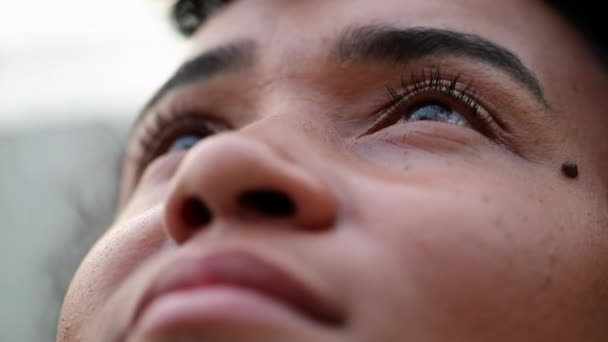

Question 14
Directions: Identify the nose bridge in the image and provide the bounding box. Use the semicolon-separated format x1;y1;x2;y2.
163;127;338;243
236;95;336;161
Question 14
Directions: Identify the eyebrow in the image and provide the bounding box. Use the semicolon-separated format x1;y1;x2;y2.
138;41;254;120
140;25;548;122
335;25;547;105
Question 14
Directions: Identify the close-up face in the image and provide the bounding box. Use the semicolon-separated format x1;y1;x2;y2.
58;0;608;341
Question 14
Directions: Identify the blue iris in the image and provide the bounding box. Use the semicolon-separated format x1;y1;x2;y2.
169;134;203;152
405;104;470;127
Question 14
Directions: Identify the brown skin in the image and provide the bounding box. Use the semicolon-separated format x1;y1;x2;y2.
58;0;608;341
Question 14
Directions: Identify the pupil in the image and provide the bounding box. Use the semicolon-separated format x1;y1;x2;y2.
170;134;202;151
408;104;451;122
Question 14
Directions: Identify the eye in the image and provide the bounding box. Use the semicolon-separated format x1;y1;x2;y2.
136;113;229;172
169;134;204;152
364;69;497;138
404;102;472;128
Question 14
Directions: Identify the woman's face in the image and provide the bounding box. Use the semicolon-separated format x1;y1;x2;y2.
59;1;608;341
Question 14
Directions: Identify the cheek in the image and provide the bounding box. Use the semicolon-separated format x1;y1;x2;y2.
59;207;166;339
348;170;604;338
118;152;183;220
384;188;549;304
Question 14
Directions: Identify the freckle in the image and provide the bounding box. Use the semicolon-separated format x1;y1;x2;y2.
403;164;413;171
541;272;553;290
561;161;579;179
474;239;485;249
549;254;557;265
494;215;503;227
481;194;490;203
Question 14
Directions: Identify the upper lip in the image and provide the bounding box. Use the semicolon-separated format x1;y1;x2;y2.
132;249;344;328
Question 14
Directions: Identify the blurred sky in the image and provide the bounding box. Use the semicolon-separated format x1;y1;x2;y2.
0;1;189;340
0;0;187;131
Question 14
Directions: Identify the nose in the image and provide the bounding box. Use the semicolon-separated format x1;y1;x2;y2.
164;134;337;243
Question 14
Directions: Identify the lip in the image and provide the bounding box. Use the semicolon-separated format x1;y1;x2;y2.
131;249;344;333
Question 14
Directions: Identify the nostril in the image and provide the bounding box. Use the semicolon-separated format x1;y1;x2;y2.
182;196;212;228
238;190;296;218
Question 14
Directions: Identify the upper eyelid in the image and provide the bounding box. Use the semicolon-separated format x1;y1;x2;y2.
383;69;481;115
136;108;231;148
360;76;485;136
130;82;240;146
131;67;485;144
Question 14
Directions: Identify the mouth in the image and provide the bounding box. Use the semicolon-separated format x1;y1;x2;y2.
131;250;345;333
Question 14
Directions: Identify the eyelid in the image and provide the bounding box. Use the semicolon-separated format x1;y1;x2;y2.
133;109;231;178
386;83;482;126
361;69;500;140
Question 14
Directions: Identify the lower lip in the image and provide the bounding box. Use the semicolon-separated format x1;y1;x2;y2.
132;286;309;335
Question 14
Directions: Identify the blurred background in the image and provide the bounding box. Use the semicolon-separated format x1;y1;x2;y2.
0;1;187;340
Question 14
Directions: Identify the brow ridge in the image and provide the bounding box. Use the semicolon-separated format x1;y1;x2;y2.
334;25;547;106
139;41;255;122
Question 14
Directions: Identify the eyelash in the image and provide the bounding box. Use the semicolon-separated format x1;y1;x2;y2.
134;67;498;173
136;103;224;170
365;67;496;136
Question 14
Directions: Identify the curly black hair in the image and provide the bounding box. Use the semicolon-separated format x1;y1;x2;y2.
170;1;606;63
171;0;233;36
546;1;606;63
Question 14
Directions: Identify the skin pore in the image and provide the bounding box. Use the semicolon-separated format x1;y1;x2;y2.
58;1;608;341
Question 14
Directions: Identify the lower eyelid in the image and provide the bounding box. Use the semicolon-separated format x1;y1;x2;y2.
378;120;491;153
134;149;188;190
135;113;229;171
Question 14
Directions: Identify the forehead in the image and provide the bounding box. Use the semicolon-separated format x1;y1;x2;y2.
191;0;560;67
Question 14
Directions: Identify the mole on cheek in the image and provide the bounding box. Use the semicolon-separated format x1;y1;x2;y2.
561;161;579;179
